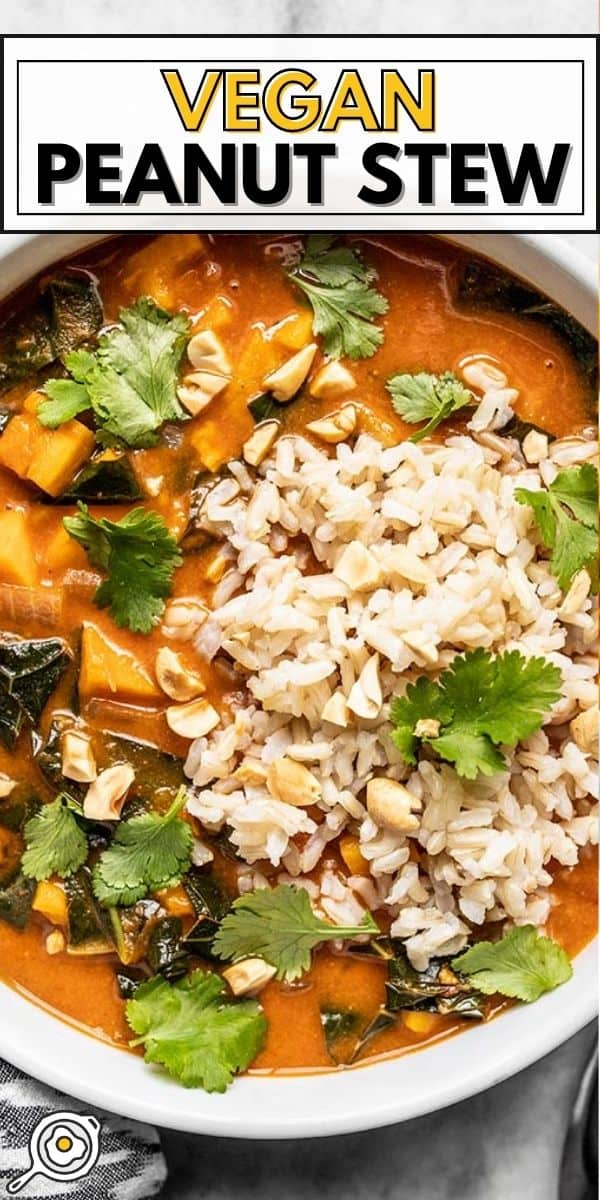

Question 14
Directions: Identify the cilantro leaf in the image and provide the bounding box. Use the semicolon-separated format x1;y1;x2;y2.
126;970;267;1092
36;379;91;427
453;925;572;1002
439;647;563;746
21;793;88;881
386;371;474;441
288;236;388;360
63;503;182;633
39;298;190;448
429;730;506;779
213;883;379;982
389;677;453;765
515;464;598;592
550;463;598;525
389;649;562;779
92;787;193;907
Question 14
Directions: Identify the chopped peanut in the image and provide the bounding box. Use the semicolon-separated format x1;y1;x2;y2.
366;778;421;835
266;757;322;806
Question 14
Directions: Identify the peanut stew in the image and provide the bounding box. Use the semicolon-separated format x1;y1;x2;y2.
0;233;596;1092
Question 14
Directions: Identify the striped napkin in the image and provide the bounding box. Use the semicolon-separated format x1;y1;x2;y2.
0;1060;166;1198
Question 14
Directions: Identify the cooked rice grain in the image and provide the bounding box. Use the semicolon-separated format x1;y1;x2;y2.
184;430;598;968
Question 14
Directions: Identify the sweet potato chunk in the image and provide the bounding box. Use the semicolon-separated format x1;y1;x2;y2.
0;510;38;586
79;624;162;704
27;422;96;497
0;395;95;497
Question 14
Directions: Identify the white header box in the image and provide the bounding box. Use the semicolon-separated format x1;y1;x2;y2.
2;35;597;231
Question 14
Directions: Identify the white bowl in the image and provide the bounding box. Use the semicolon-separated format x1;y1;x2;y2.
0;233;596;1138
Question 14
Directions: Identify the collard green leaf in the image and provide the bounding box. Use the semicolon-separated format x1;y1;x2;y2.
147;915;189;980
386;945;485;1019
34;721;87;808
320;1006;361;1048
116;968;145;1000
108;899;163;966
502;415;555;446
182;868;232;962
457;259;598;393
0;790;40;834
0;871;36;929
0;272;103;395
248;394;281;422
351;1008;397;1062
0;825;23;888
0;635;71;749
57;456;143;504
183;868;231;923
65;867;113;953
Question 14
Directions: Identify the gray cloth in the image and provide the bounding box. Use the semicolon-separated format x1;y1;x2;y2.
0;1060;166;1199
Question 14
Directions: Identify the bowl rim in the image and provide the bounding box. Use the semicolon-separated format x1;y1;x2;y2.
0;230;596;1138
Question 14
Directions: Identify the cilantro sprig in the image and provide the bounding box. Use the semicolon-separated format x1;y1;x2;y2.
21;793;88;882
92;786;193;907
515;464;598;593
63;503;182;633
453;925;572;1003
288;235;388;360
38;298;190;447
386;370;474;441
126;970;267;1092
214;883;379;982
390;648;562;779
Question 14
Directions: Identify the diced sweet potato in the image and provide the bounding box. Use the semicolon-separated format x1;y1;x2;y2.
45;526;89;572
192;295;234;331
0;509;38;586
125;234;207;306
0;396;95;497
189;327;279;472
155;884;195;917
271;310;314;351
27;423;96;497
79;624;162;704
0;411;39;478
32;880;68;925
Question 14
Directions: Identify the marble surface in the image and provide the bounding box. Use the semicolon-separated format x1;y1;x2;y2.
1;0;598;35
